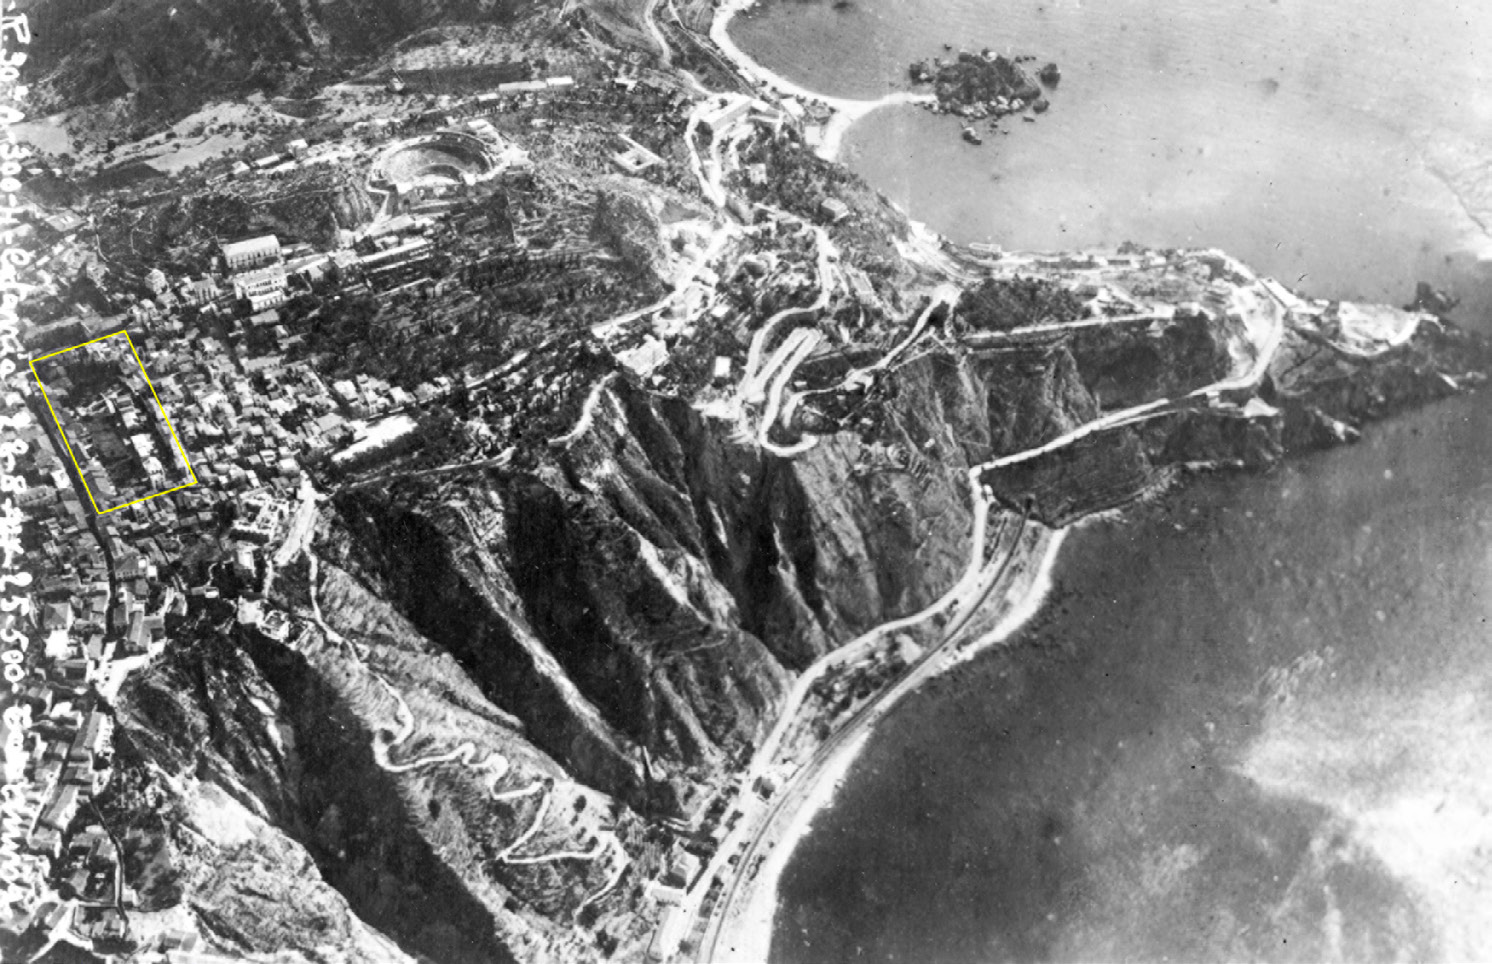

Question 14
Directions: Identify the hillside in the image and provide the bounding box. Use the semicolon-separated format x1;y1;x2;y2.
3;1;1489;962
18;0;545;134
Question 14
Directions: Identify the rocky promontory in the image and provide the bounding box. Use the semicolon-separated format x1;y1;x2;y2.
909;50;1055;128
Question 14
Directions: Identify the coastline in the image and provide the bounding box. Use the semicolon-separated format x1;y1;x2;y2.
718;729;870;964
949;525;1069;667
710;527;1070;963
709;0;932;160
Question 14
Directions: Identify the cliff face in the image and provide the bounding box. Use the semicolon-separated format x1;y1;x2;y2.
327;365;991;804
101;295;1488;962
315;305;1485;803
98;338;1026;961
102;632;421;964
109;569;637;963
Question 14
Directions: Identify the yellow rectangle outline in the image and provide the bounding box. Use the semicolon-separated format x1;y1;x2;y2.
30;329;199;515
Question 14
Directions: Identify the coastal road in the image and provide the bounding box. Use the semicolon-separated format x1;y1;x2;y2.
664;13;1289;956
694;267;1287;955
731;459;996;805
696;510;1036;963
679;490;997;961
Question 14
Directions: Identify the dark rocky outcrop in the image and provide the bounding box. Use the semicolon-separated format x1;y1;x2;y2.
912;51;1046;114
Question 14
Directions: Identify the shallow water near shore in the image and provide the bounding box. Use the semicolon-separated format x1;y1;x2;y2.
770;387;1492;962
730;0;1492;327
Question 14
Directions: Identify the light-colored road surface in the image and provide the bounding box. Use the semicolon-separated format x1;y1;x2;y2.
272;478;323;568
644;0;673;66
305;552;368;662
578;837;631;910
707;0;932;160
368;669;621;883
982;307;1179;339
341;450;516;491
549;373;619;449
754;329;822;451
496;789;555;861
687;261;1291;959
837;284;961;391
323;3;1308;946
697;508;1044;962
740;227;837;399
371;675;512;780
980;275;1286;473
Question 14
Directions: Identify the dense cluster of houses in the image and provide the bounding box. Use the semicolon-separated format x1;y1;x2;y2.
0;57;829;958
32;335;196;511
0;220;461;953
0;380;189;948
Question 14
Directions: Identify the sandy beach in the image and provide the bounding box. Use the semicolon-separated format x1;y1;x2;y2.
709;527;1070;962
709;0;931;160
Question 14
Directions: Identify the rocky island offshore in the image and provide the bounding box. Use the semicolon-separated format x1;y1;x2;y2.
910;49;1059;142
0;0;1485;963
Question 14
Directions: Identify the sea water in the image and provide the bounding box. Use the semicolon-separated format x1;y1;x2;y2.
728;2;1492;959
731;0;1492;326
771;390;1492;963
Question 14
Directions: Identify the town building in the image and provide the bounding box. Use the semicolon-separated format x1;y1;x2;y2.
699;97;753;134
220;235;282;273
819;198;850;224
612;135;663;176
232;264;288;303
180;276;220;305
647;906;687;962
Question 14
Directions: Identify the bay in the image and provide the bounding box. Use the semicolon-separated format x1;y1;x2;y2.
730;0;1492;326
772;389;1492;963
730;3;1492;959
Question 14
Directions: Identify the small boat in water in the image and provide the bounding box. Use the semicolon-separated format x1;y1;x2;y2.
962;125;983;145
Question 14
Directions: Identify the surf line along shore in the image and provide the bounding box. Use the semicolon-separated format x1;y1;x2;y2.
701;525;1070;963
708;0;934;160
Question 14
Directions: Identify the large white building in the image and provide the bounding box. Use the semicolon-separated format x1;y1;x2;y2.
220;235;282;272
698;96;755;134
231;264;287;300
